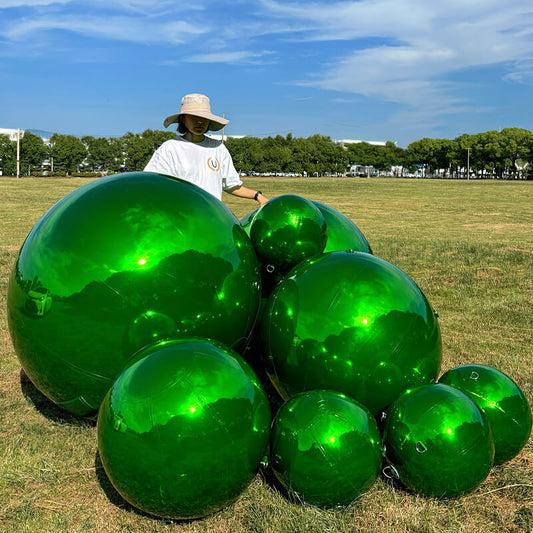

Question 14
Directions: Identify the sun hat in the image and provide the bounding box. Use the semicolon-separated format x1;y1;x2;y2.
163;93;229;131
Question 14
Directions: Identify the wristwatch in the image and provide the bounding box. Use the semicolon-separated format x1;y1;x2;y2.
254;190;262;201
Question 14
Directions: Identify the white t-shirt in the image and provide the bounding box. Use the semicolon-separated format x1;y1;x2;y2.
144;136;242;200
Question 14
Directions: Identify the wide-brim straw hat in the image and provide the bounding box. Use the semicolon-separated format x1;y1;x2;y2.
163;93;229;131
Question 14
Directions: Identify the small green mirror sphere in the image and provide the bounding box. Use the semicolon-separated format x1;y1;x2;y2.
383;383;494;498
242;202;371;255
7;172;261;415
249;195;327;270
270;390;383;508
97;338;271;520
439;364;532;464
261;251;442;414
311;201;372;254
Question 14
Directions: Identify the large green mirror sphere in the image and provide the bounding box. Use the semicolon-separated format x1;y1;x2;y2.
270;390;383;508
7;172;261;415
439;364;532;464
249;195;327;270
261;251;442;414
383;384;494;498
97;338;271;520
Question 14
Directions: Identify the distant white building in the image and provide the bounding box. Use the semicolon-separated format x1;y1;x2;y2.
0;128;25;141
334;139;394;147
207;134;246;142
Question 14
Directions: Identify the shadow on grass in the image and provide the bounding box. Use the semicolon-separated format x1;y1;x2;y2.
19;368;96;428
260;454;405;510
94;451;213;526
94;452;149;516
257;460;299;505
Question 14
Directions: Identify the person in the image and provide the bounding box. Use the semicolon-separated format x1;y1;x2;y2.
144;93;268;206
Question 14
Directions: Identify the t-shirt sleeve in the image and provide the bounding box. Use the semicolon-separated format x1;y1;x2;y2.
144;143;173;175
220;145;243;190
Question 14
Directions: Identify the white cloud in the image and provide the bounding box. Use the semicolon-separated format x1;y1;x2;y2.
504;59;533;84
90;0;206;16
186;50;274;64
256;0;533;115
0;0;199;10
2;0;533;121
3;15;207;45
0;0;72;6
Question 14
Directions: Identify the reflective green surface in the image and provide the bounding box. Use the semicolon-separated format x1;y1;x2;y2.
97;338;271;519
241;201;371;297
311;201;372;254
270;390;383;508
439;364;532;464
261;251;442;414
7;172;261;415
383;384;494;498
241;211;288;297
239;208;258;235
249;195;327;270
242;202;371;255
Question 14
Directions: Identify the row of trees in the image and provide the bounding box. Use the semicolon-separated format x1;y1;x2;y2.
225;134;405;176
407;128;533;178
1;127;532;178
0;130;176;176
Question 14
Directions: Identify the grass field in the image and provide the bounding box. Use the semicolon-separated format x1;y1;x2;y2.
0;176;532;533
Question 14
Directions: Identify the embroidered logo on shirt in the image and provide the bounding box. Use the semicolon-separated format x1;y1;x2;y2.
207;157;220;171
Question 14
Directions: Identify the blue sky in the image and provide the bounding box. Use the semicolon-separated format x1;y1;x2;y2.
1;0;532;147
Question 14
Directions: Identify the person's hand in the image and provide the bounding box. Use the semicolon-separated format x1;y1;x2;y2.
256;193;268;206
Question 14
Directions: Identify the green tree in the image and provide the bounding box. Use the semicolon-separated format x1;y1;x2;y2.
262;135;292;173
50;134;87;174
344;141;405;175
122;129;175;171
0;134;16;176
453;134;476;178
289;136;312;175
20;132;48;175
465;131;501;178
82;136;120;172
226;136;264;173
305;135;336;175
406;138;455;175
108;137;125;172
383;141;408;174
345;142;381;169
499;128;533;178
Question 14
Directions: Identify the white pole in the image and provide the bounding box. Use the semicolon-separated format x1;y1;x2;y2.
16;129;21;179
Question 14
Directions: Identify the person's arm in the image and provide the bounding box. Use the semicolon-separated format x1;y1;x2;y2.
225;185;269;206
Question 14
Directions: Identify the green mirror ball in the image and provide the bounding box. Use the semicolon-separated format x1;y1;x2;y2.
438;364;532;464
97;338;271;519
311;201;372;254
239;207;259;235
248;195;328;271
240;200;372;255
7;172;261;416
261;251;442;415
270;390;383;509
382;383;494;498
241;210;286;297
241;200;371;297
